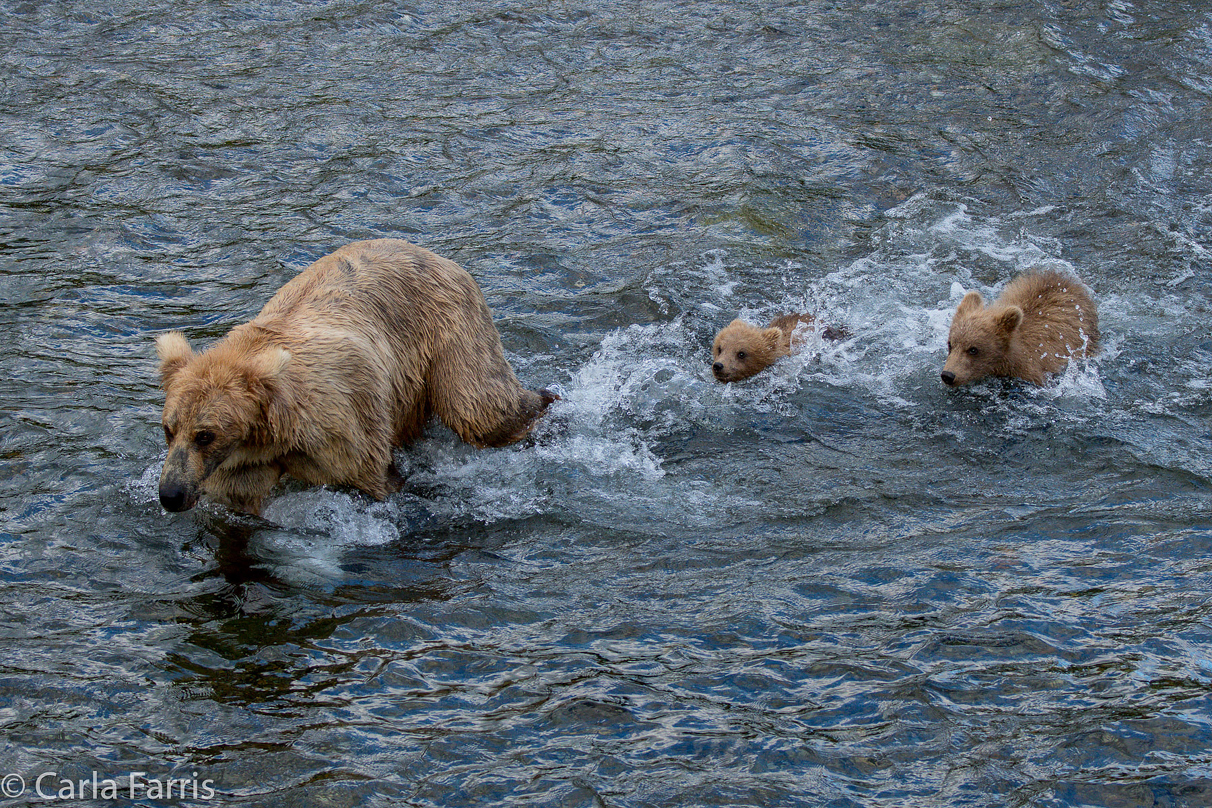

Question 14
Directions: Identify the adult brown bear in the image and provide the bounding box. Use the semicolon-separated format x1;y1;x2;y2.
156;239;556;514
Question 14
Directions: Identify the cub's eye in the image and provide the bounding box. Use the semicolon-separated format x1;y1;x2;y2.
163;425;174;445
713;346;720;356
194;430;216;448
736;351;747;360
967;346;980;356
947;341;953;352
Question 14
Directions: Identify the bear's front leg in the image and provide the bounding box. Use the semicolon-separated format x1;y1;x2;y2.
203;462;284;515
345;461;403;502
385;461;406;493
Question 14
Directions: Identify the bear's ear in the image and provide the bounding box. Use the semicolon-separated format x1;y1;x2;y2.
245;346;292;389
156;331;194;387
996;305;1024;334
956;290;984;316
243;346;292;442
763;327;783;348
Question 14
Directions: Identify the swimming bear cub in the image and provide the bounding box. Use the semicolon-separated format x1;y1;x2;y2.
711;314;847;383
941;269;1099;387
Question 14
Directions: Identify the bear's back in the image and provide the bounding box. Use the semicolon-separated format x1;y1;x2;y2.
999;270;1099;379
1000;271;1098;347
253;240;498;350
263;239;474;313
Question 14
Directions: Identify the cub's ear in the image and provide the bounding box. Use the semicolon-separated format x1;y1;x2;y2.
996;305;1024;334
763;327;783;348
717;319;747;338
155;332;193;387
955;290;984;316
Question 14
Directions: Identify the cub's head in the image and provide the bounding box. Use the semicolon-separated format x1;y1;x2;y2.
711;319;782;383
155;332;291;512
940;291;1022;387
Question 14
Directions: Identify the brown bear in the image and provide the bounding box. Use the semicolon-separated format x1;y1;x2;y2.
941;269;1099;387
156;238;557;515
711;314;847;383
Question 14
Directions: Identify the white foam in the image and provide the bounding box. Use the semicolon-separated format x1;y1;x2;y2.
882;191;932;219
1039;357;1108;401
261;488;404;547
127;460;162;506
554;320;709;477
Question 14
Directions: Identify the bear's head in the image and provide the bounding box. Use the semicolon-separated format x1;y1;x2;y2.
941;291;1022;386
712;319;783;383
155;332;291;512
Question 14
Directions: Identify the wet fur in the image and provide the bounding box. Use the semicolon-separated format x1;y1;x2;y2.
712;313;846;383
157;239;556;514
942;269;1099;387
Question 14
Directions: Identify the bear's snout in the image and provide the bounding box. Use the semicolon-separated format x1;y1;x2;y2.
159;444;202;512
159;480;194;512
712;361;737;382
940;370;957;386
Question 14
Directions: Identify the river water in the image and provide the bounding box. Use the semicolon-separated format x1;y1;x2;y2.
2;1;1211;806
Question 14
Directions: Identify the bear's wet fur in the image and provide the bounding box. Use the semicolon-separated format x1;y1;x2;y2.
711;313;847;383
941;269;1099;387
156;239;556;514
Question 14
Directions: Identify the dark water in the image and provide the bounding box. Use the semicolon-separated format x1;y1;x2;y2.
3;1;1212;806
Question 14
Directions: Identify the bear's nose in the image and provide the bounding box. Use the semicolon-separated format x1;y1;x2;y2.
159;482;191;512
940;371;957;386
713;362;724;373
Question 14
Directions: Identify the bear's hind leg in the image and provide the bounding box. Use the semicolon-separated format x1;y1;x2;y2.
426;342;554;449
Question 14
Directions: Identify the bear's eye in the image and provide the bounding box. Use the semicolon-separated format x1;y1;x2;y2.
966;346;980;356
947;341;953;352
194;430;216;448
736;351;747;360
163;425;174;445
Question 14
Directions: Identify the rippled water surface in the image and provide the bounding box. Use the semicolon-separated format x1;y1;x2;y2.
3;2;1212;806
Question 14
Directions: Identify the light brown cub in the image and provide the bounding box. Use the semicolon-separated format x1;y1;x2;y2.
711;314;847;383
156;239;556;515
941;269;1099;387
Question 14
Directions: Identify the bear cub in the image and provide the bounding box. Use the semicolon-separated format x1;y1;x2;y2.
712;313;847;383
941;269;1099;387
156;238;556;515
